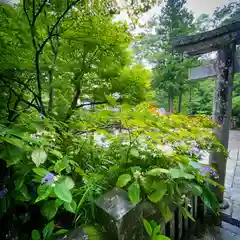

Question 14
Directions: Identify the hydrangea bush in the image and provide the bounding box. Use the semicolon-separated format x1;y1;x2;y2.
0;102;224;239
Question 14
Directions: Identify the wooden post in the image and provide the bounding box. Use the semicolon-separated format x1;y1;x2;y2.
210;44;236;203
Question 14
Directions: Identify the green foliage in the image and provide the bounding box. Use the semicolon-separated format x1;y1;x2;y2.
0;0;224;239
143;219;170;240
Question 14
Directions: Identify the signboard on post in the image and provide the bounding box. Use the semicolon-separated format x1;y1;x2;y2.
189;57;240;81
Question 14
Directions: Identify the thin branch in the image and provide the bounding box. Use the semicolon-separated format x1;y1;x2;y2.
7;89;12;115
65;47;87;121
32;0;35;22
38;0;82;54
1;78;40;112
44;9;60;114
11;88;40;112
23;0;31;26
11;77;39;101
76;101;108;109
32;0;48;26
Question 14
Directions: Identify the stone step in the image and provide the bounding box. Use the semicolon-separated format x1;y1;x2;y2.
191;223;240;240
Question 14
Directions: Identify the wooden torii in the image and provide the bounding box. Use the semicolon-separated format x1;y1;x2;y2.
173;21;240;206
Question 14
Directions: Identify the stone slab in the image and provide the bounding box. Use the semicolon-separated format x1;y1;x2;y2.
232;203;240;220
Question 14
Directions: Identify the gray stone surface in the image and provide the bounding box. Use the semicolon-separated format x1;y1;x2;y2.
200;131;240;222
232;202;240;221
192;224;240;240
94;188;143;240
224;131;240;220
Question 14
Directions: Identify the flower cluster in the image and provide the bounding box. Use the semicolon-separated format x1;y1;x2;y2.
41;173;56;184
112;92;121;100
200;166;217;177
189;160;217;178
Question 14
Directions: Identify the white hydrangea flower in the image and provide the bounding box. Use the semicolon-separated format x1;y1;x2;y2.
94;133;110;148
157;144;173;156
112;92;121;100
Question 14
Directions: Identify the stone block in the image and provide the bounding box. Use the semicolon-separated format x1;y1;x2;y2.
94;188;143;240
232;202;240;220
231;188;240;202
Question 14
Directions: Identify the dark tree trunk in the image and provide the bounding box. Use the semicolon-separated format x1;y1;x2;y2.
189;86;192;115
178;91;182;113
168;92;174;113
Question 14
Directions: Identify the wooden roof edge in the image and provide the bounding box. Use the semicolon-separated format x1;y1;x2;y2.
172;21;240;49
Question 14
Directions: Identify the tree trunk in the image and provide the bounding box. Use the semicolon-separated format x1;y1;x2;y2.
168;92;174;113
189;86;192;115
178;91;182;113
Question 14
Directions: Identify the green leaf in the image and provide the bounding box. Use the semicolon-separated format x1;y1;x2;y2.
3;137;30;150
131;166;142;174
31;149;48;167
55;198;64;207
128;181;140;205
143;218;152;236
116;174;132;188
190;183;203;196
41;200;58;220
155;235;170;240
105;95;117;105
181;206;195;222
31;230;41;240
206;178;224;190
139;176;152;193
201;185;219;213
64;200;77;213
33;168;49;177
53;229;68;235
75;167;85;176
160;202;173;222
130;148;139;157
54;157;69;174
169;168;182;179
63;176;75;190
152;225;161;236
12;185;30;201
83;225;104;239
50;149;63;159
148;187;167;203
14;178;24;190
35;184;52;202
146;168;169;176
169;168;194;180
54;181;72;203
43;221;54;240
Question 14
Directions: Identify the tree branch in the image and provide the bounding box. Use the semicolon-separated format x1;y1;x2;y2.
32;0;48;26
45;9;60;114
38;0;82;54
76;101;108;109
23;0;31;26
1;78;40;113
11;88;40;112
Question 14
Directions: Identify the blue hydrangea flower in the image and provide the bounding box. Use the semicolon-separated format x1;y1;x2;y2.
200;166;217;177
41;173;56;184
191;147;200;155
189;160;217;177
0;188;8;199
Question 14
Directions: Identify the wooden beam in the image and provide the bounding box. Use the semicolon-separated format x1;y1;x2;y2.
173;21;240;56
189;56;240;80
